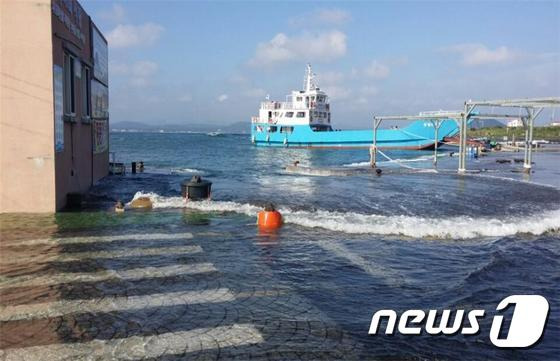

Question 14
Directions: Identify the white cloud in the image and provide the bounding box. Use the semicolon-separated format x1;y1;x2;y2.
106;23;164;48
110;60;158;77
316;9;351;25
99;4;126;23
129;77;149;87
443;43;517;66
249;30;347;67
361;85;379;96
109;61;129;76
322;85;351;100
243;88;267;98
178;94;192;102
320;71;345;85
229;73;249;85
131;61;158;77
355;97;368;104
218;94;229;102
109;60;158;88
364;60;390;79
290;8;351;27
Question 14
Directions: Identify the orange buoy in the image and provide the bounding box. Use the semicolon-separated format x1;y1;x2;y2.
257;203;283;229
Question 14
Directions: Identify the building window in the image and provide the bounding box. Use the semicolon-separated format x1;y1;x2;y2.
280;126;294;134
82;66;91;119
296;112;305;118
63;53;76;115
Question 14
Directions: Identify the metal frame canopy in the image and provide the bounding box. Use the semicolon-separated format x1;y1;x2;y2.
372;111;462;168
461;97;560;173
372;97;559;173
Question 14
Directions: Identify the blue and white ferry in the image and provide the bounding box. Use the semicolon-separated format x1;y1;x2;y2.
251;65;459;149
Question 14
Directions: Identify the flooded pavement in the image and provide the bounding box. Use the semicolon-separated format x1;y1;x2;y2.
0;215;363;360
1;207;559;360
1;133;559;360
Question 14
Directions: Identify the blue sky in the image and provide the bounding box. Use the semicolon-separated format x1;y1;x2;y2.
82;0;560;128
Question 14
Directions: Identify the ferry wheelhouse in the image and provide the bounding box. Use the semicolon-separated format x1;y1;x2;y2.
251;64;460;149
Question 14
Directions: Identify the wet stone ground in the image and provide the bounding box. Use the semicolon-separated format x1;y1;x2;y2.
0;222;363;360
1;200;559;361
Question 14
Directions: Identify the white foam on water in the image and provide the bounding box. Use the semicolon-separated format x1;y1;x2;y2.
130;192;261;214
284;208;560;239
342;161;371;167
171;167;205;174
343;154;440;168
2;324;263;360
129;192;560;239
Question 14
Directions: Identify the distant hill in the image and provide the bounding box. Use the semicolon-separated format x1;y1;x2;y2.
110;121;249;134
111;119;503;133
221;121;248;134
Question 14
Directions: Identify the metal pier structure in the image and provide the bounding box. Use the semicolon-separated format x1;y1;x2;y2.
371;97;560;173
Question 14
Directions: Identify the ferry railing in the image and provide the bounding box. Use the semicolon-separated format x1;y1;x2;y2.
260;102;309;110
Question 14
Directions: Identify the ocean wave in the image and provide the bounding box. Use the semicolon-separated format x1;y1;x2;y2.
170;168;205;174
129;192;560;239
342;155;439;168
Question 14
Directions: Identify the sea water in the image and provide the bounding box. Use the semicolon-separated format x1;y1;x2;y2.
1;132;559;360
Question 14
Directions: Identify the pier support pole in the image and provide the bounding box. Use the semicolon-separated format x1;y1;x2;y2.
522;115;530;169
524;107;542;173
458;113;466;173
458;104;473;174
430;120;441;168
369;146;376;168
371;117;382;168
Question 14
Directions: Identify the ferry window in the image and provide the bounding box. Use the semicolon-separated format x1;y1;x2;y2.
286;112;294;118
280;126;294;134
296;112;305;118
267;126;277;132
63;53;76;115
296;97;302;101
312;125;332;132
81;66;91;119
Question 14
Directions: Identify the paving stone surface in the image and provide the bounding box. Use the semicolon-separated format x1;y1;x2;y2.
0;230;364;360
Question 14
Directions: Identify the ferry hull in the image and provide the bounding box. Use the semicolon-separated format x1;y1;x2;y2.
251;119;459;149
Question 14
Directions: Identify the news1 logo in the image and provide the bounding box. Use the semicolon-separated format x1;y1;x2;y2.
369;295;549;348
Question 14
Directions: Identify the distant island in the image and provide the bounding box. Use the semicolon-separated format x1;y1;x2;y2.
110;121;248;134
111;119;507;135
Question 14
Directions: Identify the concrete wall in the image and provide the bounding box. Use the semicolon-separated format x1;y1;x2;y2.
51;0;94;210
0;0;56;213
1;0;109;213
